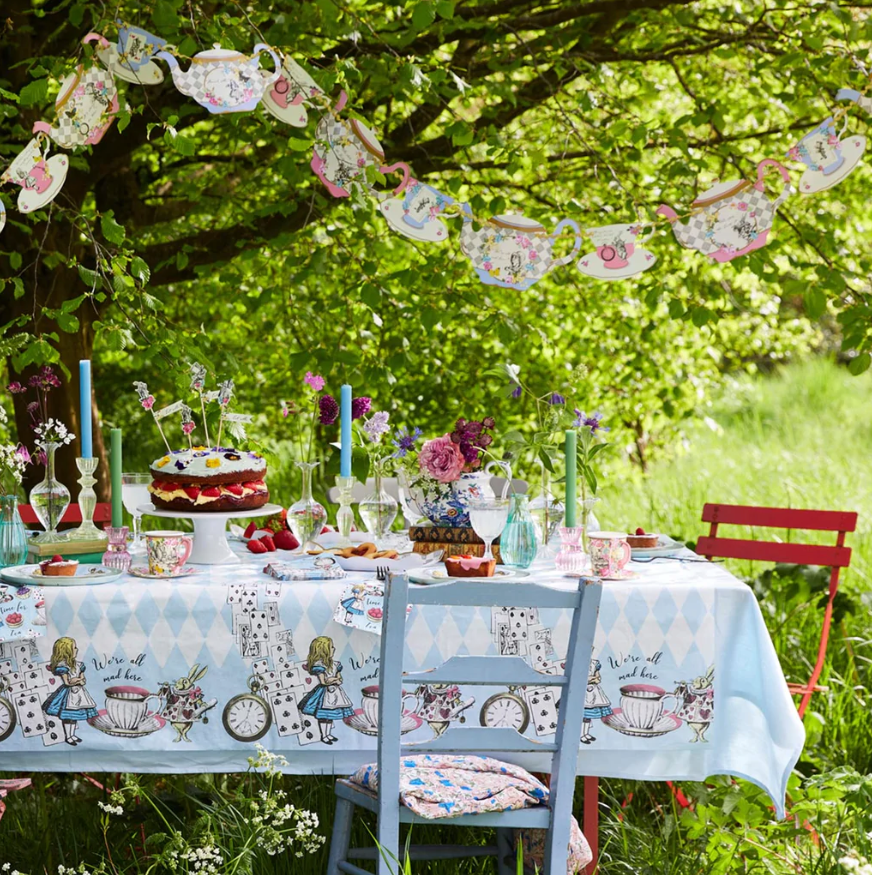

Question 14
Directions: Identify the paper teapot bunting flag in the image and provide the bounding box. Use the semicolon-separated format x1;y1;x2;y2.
32;35;118;150
262;56;326;127
788;112;866;196
156;44;281;114
578;222;657;280
0;137;69;213
96;21;167;85
311;92;411;197
657;159;792;263
459;207;582;289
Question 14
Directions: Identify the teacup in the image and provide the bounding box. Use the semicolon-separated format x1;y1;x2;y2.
98;22;167;85
361;685;418;728
0;137;69;214
789;117;846;176
587;531;632;578
620;684;679;730
584;223;654;270
263;57;324;128
105;685;160;731
145;530;193;576
379;176;453;242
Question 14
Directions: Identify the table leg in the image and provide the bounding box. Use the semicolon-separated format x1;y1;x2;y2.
189;516;239;565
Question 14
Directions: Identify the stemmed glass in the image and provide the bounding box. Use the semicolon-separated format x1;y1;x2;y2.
468;498;511;561
121;473;152;554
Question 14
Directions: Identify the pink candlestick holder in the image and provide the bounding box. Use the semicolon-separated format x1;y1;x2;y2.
555;525;586;574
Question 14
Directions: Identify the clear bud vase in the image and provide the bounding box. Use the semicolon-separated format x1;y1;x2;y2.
500;494;538;568
102;526;131;572
288;461;327;552
529;462;565;556
0;494;28;568
358;459;398;539
579;496;601;555
29;441;71;544
555;526;586;574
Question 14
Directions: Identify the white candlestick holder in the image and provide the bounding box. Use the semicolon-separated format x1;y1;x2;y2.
71;457;107;540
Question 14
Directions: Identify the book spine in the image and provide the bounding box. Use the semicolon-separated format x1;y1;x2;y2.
412;542;503;563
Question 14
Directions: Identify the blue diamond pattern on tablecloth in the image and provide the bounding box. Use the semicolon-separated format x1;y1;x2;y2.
163;589;192;637
109;588;133;638
131;589;161;635
77;591;105;637
624;589;654;637
596;591;622;634
680;588;707;636
46;590;74;636
652;588;680;633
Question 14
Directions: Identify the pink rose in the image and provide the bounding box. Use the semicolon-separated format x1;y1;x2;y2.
418;434;465;483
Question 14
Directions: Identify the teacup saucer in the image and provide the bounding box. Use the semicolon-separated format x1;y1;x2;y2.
799;135;866;195
602;707;682;738
343;709;423;737
128;566;200;580
577;246;657;281
88;709;165;738
380;197;449;243
592;568;639;581
17;154;69;213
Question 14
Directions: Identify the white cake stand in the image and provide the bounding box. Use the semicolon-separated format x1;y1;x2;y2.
137;503;283;565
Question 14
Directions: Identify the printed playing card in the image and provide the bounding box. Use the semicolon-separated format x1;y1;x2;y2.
227;583;244;605
297;714;321;746
538;659;562;676
265;582;282;600
252;659;271;677
232;608;250;637
281;666;303;688
270;691;303;736
270;642;293;666
12;642;38;664
23;665;54;690
0;660;13;678
42;715;64;747
240;636;263;659
248;611;269;642
524;687;559;737
265;602;280;626
15;686;49;737
241;588;259;612
529;641;550;668
525;608;540;626
492;609;509;638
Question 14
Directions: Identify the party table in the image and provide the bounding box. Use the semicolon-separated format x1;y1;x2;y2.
0;552;804;816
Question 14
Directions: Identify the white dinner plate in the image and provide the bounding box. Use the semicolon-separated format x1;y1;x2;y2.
331;552;435;573
1;564;123;587
407;567;531;585
128;566;200;580
630;535;685;559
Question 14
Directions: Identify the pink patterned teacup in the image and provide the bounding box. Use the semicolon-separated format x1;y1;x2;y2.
587;531;631;578
145;530;193;576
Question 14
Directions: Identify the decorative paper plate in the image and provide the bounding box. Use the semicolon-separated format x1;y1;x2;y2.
630;535;685;559
128;566;200;580
1;564;123;586
407;567;531;585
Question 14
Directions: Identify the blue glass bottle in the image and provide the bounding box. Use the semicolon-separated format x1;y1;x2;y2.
0;494;27;568
500;493;538;568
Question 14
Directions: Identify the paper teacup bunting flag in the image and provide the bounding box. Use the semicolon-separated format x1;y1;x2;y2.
31;34;119;149
656;159;792;263
311;92;412;198
0;200;5;236
379;175;454;243
787;112;866;196
155;43;282;114
262;56;325;128
458;205;583;289
577;222;657;280
96;20;167;85
0;136;69;214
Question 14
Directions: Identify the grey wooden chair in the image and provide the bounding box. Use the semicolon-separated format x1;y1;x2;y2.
326;573;602;875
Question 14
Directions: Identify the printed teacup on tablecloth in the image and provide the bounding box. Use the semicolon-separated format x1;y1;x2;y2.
0;583;45;643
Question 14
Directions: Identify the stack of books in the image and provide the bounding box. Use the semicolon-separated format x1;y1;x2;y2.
409;525;503;563
26;537;107;564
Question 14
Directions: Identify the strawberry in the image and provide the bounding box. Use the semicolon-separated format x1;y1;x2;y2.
51;555;64;563
243;480;265;491
183;486;201;500
225;484;244;496
320;525;335;534
261;535;276;552
635;527;646;535
243;522;258;539
273;529;299;551
201;486;221;498
247;539;268;554
266;509;288;534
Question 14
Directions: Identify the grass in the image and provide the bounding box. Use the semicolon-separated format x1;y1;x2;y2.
1;358;871;873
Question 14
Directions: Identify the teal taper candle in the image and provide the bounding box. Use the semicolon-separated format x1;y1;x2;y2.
564;429;577;527
110;428;123;527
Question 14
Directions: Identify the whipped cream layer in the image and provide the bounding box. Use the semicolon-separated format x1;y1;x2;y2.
151;447;266;478
149;479;268;506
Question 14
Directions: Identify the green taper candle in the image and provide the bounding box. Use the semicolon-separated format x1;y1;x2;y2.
564;429;577;527
110;427;123;527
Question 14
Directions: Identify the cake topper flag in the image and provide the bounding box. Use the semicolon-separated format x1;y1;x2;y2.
189;362;211;447
181;403;196;454
215;379;235;449
133;381;172;454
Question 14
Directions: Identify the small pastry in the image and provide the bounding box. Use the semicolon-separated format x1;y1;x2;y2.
444;554;496;578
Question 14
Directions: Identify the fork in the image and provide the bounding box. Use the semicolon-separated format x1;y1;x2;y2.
376;565;390;582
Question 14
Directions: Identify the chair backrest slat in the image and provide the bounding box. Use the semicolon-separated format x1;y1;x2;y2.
696;536;852;568
409;581;580;609
701;503;857;533
405;726;558;754
401;656;568;688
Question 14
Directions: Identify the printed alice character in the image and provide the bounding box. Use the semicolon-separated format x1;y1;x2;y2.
298;637;354;745
42;637;98;746
581;658;612;744
341;585;367;624
674;666;714;743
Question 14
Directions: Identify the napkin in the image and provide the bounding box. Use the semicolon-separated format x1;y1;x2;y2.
263;558;347;581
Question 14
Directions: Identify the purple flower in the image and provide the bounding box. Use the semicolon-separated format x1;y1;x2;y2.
319;394;339;425
392;426;422;458
7;382;25;395
34;449;47;467
351;397;371;420
363;411;390;443
573;409;609;433
27;366;60;390
510;384;522;399
26;401;40;425
14;445;30;465
304;371;325;392
549;393;565;405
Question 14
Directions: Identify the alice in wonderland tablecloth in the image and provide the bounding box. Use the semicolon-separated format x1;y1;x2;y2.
0;558;803;815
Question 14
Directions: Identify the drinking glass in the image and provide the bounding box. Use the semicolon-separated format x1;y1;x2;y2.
121;473;152;554
468;498;510;561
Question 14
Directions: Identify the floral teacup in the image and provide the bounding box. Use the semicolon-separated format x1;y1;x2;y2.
145;531;193;577
788;117;846;176
262;57;324;128
97;22;166;84
587;531;632;579
380;178;454;242
0;137;69;213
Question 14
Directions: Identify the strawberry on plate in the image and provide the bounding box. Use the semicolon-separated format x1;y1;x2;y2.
247;539;268;554
273;529;299;551
243;522;258;539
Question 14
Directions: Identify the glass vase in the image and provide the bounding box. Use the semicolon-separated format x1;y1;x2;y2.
555;526;586;574
0;494;28;568
102;526;131;572
529;463;565;555
579;496;601;554
29;441;71;544
287;461;327;552
359;459;398;538
500;493;538;568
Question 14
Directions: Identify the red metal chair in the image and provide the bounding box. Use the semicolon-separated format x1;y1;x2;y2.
582;503;857;874
696;503;857;718
17;503;113;528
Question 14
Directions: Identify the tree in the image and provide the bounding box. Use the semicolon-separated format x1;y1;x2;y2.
2;0;862;497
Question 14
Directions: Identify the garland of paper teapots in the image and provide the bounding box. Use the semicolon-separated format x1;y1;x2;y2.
2;22;872;293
